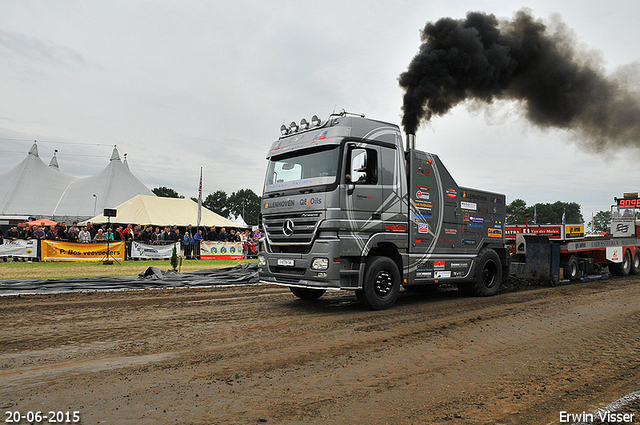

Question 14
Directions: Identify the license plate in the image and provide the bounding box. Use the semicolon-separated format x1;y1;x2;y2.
277;258;295;267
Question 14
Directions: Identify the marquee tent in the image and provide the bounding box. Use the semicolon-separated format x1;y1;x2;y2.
0;143;75;218
86;195;239;228
0;142;154;223
51;147;154;222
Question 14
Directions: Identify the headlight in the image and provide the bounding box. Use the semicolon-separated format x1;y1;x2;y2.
311;258;329;270
258;255;266;266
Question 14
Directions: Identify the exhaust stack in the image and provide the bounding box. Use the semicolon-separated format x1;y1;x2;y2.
406;134;415;151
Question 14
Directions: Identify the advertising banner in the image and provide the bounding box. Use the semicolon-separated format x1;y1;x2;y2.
0;239;38;258
200;241;243;260
132;241;181;260
40;240;125;262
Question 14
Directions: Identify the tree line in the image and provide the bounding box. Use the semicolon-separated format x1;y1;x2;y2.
152;187;260;225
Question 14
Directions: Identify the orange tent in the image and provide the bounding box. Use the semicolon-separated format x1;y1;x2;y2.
26;218;58;228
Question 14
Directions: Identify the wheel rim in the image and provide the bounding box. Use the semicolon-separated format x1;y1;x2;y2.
482;261;498;288
374;270;394;296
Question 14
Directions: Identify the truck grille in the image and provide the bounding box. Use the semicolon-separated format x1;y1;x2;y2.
263;213;321;245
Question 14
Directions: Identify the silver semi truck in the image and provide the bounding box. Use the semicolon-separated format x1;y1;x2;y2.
258;110;508;309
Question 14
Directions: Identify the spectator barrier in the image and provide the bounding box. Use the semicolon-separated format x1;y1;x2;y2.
199;241;244;260
132;241;181;260
40;240;125;262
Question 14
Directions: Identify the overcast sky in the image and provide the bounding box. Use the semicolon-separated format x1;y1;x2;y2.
1;1;639;222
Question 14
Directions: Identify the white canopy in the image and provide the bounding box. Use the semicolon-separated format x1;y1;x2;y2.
86;195;239;228
51;147;153;222
0;143;154;223
0;143;75;217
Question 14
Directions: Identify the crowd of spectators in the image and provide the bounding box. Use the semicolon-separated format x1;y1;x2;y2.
1;220;262;260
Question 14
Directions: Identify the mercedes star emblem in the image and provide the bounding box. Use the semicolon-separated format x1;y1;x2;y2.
283;219;294;236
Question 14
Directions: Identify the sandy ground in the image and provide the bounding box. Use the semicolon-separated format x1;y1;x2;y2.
1;276;639;425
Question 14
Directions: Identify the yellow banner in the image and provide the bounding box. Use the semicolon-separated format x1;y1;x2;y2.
41;241;125;262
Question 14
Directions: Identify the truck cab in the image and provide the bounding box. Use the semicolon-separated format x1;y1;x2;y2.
258;111;507;309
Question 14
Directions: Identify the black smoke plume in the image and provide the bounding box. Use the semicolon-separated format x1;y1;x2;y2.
399;9;640;150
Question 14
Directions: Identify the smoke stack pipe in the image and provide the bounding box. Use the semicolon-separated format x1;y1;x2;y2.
406;134;415;151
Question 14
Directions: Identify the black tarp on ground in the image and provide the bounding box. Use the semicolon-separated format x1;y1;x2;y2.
0;263;259;296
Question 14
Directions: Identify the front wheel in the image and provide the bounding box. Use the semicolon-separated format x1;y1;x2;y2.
289;287;326;300
356;256;401;310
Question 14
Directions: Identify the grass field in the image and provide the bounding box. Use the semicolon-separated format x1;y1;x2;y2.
0;258;257;280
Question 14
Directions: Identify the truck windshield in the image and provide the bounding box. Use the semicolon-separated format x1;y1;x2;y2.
264;146;339;193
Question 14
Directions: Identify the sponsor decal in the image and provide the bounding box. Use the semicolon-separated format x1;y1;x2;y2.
418;223;429;234
488;228;503;238
312;130;328;141
445;228;457;235
416;271;432;278
469;215;484;224
434;260;445;270
460;201;477;211
469;223;483;229
415;175;432;186
265;199;295;209
435;271;452;278
616;223;630;233
416;190;430;200
270;141;282;151
415;213;433;220
446;188;457;198
450;262;469;269
300;197;322;205
461;239;477;246
415;201;432;209
416;185;430;190
417;167;431;176
385;224;407;232
462;191;487;201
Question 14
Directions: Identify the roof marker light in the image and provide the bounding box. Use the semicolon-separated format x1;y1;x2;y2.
290;121;299;132
280;124;289;136
300;118;309;130
311;115;321;126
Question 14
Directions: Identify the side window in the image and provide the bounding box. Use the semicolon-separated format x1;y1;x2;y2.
348;147;378;185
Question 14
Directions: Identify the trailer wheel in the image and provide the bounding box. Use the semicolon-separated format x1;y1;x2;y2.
356;256;400;310
565;256;581;282
630;248;640;275
467;248;502;296
609;249;632;276
289;287;326;300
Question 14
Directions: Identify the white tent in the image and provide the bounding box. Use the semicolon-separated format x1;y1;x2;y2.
0;143;154;223
51;147;154;222
86;195;239;228
0;143;75;217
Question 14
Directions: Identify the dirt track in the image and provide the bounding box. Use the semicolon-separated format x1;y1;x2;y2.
1;276;639;425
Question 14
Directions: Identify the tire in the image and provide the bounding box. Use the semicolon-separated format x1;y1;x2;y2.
356;256;401;310
610;249;632;276
465;248;502;296
630;248;640;275
564;255;581;282
289;287;326;300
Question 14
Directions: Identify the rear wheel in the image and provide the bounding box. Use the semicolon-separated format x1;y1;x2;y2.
289;287;326;300
356;256;401;310
609;249;632;276
630;248;640;275
564;255;581;282
463;248;502;296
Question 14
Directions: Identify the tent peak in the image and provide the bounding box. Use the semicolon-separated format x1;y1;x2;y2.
110;145;121;162
28;141;38;157
49;150;60;170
